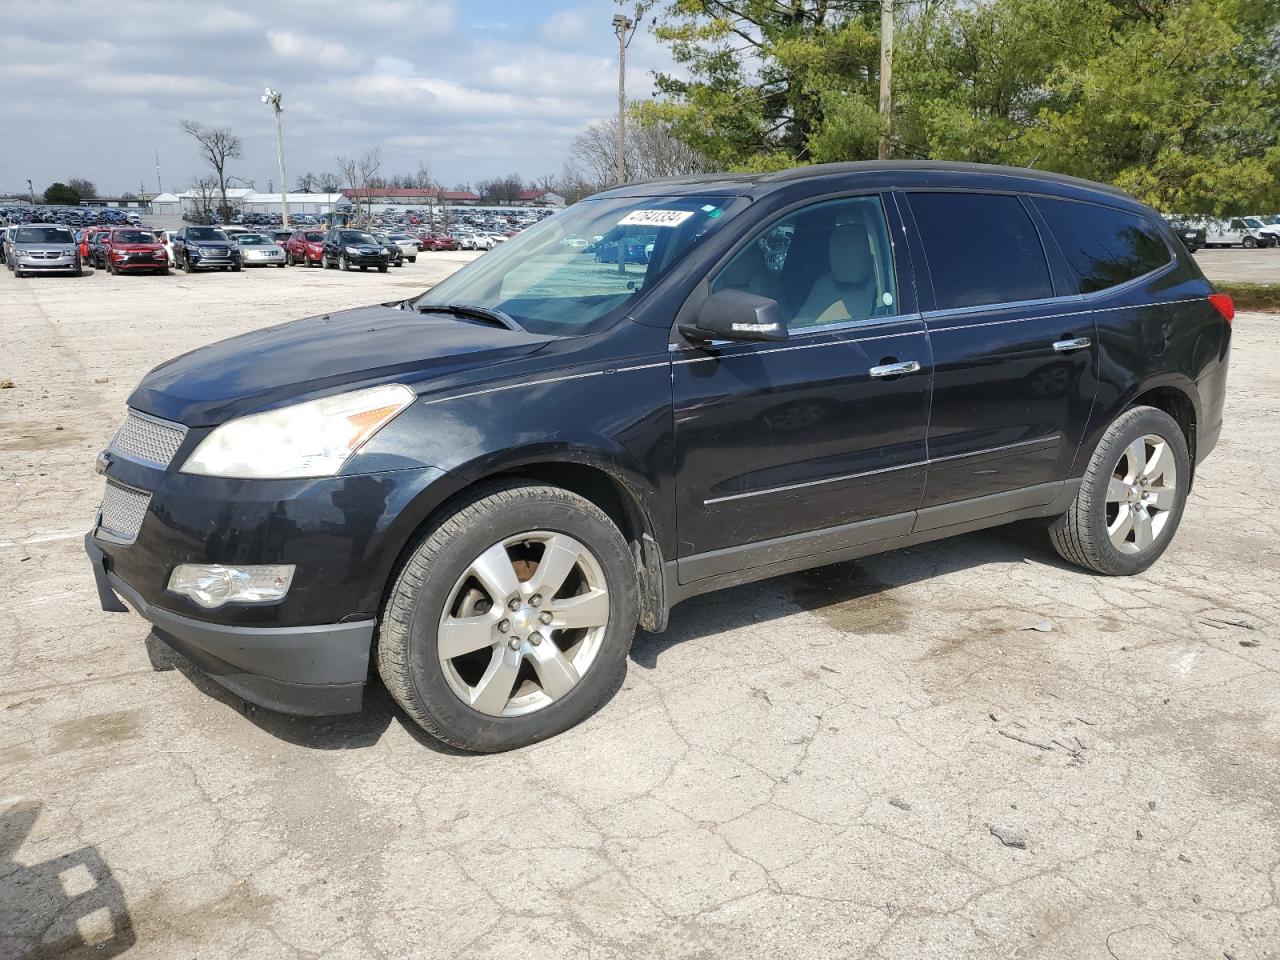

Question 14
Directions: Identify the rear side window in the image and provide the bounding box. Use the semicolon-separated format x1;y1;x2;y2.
908;192;1052;310
1036;198;1171;293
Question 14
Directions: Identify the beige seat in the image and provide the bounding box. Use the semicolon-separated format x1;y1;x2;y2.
793;223;876;328
713;240;780;302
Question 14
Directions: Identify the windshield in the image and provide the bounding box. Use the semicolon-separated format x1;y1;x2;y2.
413;194;741;336
1243;217;1265;228
237;235;271;245
16;227;74;243
113;230;156;244
339;231;376;244
303;232;324;241
188;228;227;241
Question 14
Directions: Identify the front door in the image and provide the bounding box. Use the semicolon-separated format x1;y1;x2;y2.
672;194;933;583
903;190;1098;524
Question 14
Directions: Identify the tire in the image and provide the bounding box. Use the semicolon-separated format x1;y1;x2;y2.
340;254;350;271
377;265;388;273
409;256;417;263
182;255;193;274
231;263;241;272
1049;406;1190;576
377;483;638;752
1243;236;1257;249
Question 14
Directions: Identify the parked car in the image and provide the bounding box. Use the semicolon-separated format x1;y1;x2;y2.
420;234;459;251
87;162;1231;752
322;229;389;272
1196;216;1275;248
234;233;286;267
384;233;420;261
99;228;169;275
6;223;81;277
370;234;404;267
285;229;326;266
172;226;242;272
271;230;292;248
80;225;113;265
1163;218;1206;253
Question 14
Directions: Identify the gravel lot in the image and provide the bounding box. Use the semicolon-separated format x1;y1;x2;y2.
1;253;1277;960
1193;247;1280;284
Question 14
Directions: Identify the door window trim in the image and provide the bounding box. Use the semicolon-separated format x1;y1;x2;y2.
670;188;915;345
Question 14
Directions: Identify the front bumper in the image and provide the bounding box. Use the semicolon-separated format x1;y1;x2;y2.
87;533;374;715
16;256;79;272
111;254;168;270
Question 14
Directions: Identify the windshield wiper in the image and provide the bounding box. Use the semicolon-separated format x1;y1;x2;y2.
417;302;522;331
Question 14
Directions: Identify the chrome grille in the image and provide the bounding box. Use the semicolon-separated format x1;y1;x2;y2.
98;481;151;543
110;411;187;467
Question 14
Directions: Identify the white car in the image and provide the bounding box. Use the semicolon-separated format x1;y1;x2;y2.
384;234;419;262
234;233;286;267
159;230;177;265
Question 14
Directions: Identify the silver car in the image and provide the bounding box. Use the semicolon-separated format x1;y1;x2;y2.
7;224;81;277
234;233;286;267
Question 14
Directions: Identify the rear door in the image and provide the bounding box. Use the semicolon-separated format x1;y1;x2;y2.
904;190;1097;526
671;193;933;582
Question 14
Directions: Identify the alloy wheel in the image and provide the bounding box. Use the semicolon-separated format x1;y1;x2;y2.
437;531;611;717
1106;433;1178;554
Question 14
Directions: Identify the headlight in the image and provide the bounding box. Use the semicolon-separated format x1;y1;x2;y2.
181;383;416;479
345;245;360;255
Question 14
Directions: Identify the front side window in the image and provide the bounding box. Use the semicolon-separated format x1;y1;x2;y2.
908;192;1052;310
711;195;898;331
414;194;742;337
1036;198;1172;294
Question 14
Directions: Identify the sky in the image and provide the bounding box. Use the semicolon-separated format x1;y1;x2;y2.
0;0;679;197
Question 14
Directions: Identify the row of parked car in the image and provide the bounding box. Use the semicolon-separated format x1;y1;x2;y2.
0;204;144;229
0;222;463;277
1164;214;1280;251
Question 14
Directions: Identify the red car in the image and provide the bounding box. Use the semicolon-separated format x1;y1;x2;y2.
101;228;169;275
418;234;459;251
285;229;326;266
80;225;111;261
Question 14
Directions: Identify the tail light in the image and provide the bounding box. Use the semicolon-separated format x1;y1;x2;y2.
1208;293;1234;325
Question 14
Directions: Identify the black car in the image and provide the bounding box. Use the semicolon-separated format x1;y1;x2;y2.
88;161;1232;752
171;227;242;272
1166;219;1206;253
322;229;389;272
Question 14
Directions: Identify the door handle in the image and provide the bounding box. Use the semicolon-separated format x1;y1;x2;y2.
1052;337;1091;353
869;360;921;378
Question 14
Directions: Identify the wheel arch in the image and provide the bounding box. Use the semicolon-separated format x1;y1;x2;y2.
382;456;670;635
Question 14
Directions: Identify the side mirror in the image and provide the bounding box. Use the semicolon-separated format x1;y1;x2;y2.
680;289;789;343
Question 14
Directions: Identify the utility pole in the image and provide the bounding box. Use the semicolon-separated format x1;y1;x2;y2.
261;87;290;228
155;149;162;194
878;0;894;160
612;12;639;186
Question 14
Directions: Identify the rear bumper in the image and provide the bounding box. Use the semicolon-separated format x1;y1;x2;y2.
86;534;373;715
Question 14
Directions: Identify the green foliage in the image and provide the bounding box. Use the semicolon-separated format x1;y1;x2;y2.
42;182;80;205
645;0;1280;213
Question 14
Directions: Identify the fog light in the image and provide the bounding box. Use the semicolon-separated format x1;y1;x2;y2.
167;564;294;609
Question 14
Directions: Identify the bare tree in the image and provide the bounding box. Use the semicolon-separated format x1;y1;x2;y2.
319;171;342;193
570;107;711;186
180;120;242;224
477;173;525;204
187;175;219;224
336;148;383;224
294;172;317;193
67;177;97;199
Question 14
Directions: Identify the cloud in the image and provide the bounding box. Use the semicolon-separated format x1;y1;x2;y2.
0;0;683;194
267;31;355;63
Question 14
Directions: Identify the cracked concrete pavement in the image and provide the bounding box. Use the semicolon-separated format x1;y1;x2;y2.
1;255;1278;959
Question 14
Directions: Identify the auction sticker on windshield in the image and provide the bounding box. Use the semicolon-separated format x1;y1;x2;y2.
618;209;695;227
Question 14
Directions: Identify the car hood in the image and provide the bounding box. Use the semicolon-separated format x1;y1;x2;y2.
128;304;553;426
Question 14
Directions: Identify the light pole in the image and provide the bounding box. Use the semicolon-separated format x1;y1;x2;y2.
878;0;894;160
261;87;290;229
612;13;639;186
26;179;34;205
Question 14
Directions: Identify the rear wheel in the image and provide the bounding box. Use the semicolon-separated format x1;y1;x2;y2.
1049;405;1190;575
377;483;637;752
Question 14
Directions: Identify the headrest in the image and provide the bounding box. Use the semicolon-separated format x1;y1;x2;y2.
719;240;767;289
829;223;873;286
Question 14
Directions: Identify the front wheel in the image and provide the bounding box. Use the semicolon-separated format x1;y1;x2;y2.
377;483;638;752
377;265;388;273
1243;236;1257;249
340;254;351;271
1049;406;1190;575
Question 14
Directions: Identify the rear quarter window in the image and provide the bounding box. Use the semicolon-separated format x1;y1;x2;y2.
1035;197;1172;293
908;192;1053;310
